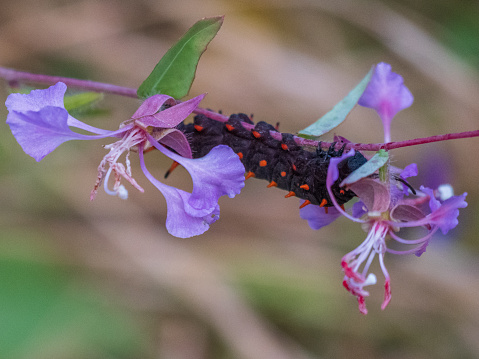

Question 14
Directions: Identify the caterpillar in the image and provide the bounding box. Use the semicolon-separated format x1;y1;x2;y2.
178;113;368;208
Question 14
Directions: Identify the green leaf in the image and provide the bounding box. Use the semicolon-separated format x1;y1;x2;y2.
298;68;373;138
63;91;104;112
340;149;389;186
138;16;223;99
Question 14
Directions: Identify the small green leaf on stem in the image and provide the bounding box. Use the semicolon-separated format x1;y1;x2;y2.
138;16;224;99
340;149;389;186
298;68;373;138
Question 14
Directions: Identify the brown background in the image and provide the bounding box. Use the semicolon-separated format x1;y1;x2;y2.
1;0;479;358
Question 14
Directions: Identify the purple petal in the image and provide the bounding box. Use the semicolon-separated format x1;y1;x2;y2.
299;202;342;229
325;149;367;224
139;148;219;238
358;63;413;141
348;178;390;213
400;163;418;179
326;149;356;188
7;105;127;161
7;107;91;161
358;63;413;120
185;145;245;214
134;94;205;129
421;186;441;212
6;82;112;135
424;189;468;235
163;186;220;238
5;82;66;112
390;204;426;222
131;94;176;118
397;187;468;234
398;163;418;196
153;141;245;215
158;129;192;158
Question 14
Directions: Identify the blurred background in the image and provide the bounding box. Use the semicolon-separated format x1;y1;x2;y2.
1;0;479;358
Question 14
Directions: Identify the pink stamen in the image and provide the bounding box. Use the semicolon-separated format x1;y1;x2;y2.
381;279;391;310
357;296;368;315
342;261;365;283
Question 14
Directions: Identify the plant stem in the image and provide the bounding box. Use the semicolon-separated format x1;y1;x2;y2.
0;67;138;98
1;67;478;152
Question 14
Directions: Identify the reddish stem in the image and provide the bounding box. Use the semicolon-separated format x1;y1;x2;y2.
0;67;138;98
1;67;478;152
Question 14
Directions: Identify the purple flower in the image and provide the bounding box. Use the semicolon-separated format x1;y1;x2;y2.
394;186;468;236
358;63;413;142
398;163;418;196
6;82;245;238
300;201;342;229
300;150;467;314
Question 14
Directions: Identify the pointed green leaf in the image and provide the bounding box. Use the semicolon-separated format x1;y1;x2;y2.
298;68;373;138
138;16;223;99
340;149;389;186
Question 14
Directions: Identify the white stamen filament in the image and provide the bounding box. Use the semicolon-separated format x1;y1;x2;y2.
93;127;145;199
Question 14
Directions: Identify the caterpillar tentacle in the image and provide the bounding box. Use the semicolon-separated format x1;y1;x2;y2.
180;113;368;207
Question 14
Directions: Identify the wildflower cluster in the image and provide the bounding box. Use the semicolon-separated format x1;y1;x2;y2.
5;82;245;238
300;63;467;314
1;14;473;314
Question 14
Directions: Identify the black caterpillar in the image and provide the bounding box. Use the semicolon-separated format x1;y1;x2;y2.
178;113;368;208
